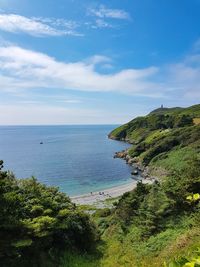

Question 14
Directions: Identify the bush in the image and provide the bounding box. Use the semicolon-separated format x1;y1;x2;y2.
0;161;98;266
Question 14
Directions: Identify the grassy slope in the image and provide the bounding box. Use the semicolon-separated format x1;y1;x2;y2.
60;211;200;267
103;104;200;267
109;104;200;141
98;216;200;267
109;104;200;168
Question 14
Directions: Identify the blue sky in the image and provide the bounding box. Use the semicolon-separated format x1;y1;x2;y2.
0;0;200;124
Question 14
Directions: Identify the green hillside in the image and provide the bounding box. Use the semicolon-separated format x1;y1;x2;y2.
109;104;200;143
108;104;200;170
102;104;200;267
1;104;200;267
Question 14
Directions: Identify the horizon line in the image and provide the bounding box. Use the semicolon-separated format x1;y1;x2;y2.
0;123;121;126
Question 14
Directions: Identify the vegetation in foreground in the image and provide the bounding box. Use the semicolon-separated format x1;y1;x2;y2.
1;104;200;266
0;160;98;267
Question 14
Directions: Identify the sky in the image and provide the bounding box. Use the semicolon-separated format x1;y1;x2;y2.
0;0;200;125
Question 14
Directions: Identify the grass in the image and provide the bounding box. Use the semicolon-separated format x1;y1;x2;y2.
145;129;171;144
95;229;200;267
104;196;120;205
95;215;200;267
128;128;150;143
150;146;196;172
77;204;97;212
60;252;100;267
159;227;200;267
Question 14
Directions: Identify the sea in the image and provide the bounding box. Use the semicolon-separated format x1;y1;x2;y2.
0;125;136;196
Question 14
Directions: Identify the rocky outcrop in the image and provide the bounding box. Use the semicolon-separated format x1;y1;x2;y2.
108;134;122;141
114;149;138;165
113;150;127;159
113;149;156;180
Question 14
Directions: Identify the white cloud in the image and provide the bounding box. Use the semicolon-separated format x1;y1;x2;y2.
0;45;161;96
164;53;200;100
1;44;200;101
86;55;112;65
0;14;82;37
94;19;113;29
88;5;130;20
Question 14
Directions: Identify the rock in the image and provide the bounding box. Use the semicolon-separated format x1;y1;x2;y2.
127;159;134;165
113;149;156;181
131;170;139;175
113;149;128;159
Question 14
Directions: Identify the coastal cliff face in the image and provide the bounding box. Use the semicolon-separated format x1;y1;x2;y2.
109;104;200;176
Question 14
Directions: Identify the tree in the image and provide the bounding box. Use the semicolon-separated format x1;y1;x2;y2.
0;161;98;266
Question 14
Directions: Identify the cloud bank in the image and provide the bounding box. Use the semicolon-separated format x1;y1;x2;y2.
0;44;200;100
0;45;160;95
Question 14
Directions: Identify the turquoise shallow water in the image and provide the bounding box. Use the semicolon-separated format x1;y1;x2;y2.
0;125;135;196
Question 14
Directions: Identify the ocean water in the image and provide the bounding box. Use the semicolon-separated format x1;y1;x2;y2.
0;125;135;196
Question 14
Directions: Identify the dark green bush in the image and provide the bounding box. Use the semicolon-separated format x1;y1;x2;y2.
0;161;98;266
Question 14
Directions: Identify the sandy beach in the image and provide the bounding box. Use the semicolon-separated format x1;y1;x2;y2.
71;179;151;205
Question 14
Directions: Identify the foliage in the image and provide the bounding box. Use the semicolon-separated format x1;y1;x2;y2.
109;104;200;142
0;160;98;266
164;248;200;267
186;193;200;202
88;155;199;267
61;251;101;267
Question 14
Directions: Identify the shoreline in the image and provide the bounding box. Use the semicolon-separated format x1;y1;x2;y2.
71;137;154;206
70;140;155;208
71;179;150;205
